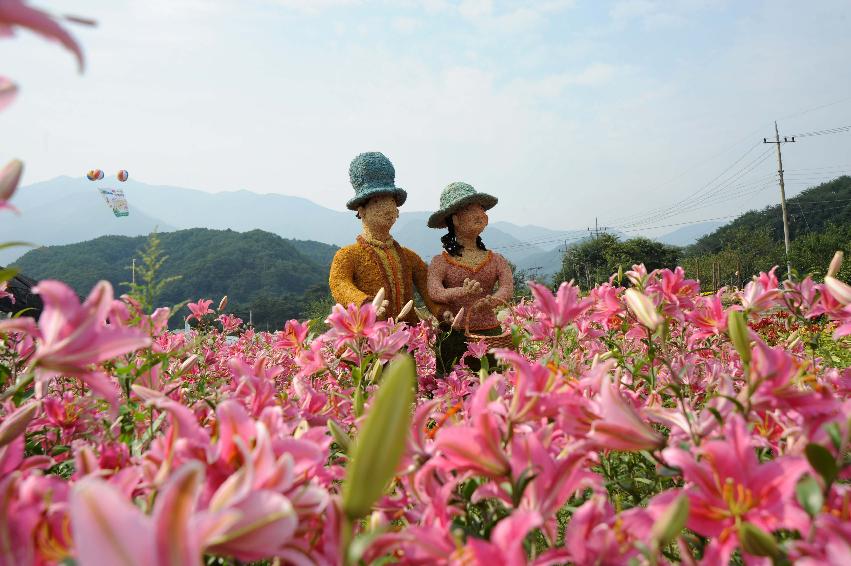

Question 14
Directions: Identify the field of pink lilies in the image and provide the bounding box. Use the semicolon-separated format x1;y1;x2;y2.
1;260;850;566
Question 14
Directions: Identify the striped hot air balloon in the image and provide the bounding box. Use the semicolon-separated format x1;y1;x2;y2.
117;169;129;182
86;169;103;181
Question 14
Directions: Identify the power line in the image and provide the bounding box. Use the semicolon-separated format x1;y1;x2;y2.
612;149;776;230
606;142;765;227
791;124;851;138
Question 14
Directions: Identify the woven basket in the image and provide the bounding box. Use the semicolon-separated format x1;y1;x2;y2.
464;298;514;350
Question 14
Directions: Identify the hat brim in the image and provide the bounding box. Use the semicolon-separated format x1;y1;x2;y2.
346;186;407;211
427;193;498;229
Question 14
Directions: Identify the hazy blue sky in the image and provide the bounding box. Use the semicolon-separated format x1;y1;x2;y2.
2;0;850;235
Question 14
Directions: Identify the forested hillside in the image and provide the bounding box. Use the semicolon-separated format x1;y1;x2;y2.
681;175;851;286
12;228;338;329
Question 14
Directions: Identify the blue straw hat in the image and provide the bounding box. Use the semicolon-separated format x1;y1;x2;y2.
346;152;408;211
427;182;498;229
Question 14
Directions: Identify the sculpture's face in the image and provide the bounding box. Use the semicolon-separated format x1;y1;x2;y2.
452;203;488;239
359;194;399;230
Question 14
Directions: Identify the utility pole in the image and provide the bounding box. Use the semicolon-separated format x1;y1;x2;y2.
763;121;796;279
131;258;136;286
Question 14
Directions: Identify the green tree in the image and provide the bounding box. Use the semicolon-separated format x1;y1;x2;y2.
123;231;182;313
553;234;680;290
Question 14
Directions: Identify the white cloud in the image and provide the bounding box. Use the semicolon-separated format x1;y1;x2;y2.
392;16;421;33
458;0;493;19
609;0;723;30
269;0;361;15
456;0;575;32
570;63;620;87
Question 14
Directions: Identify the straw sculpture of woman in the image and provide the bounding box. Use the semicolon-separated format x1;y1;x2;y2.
427;182;513;373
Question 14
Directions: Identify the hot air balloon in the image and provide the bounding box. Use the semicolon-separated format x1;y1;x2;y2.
117;169;129;182
86;169;103;181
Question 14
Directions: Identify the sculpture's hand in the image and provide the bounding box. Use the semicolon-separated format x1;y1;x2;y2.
461;278;482;296
375;299;389;318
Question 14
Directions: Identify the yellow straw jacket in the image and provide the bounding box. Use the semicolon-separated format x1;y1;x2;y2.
329;236;441;324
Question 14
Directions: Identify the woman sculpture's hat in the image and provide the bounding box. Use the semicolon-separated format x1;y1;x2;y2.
427;181;498;229
346;152;407;211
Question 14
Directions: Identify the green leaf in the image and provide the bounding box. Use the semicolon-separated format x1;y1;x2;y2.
805;443;838;487
342;353;416;520
327;419;352;453
795;475;824;518
824;422;843;452
0;267;18;283
511;467;538;507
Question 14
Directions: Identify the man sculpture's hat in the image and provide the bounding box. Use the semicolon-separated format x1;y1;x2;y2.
346;152;408;211
427;182;498;229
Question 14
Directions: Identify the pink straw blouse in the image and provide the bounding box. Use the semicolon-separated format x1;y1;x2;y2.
427;251;514;331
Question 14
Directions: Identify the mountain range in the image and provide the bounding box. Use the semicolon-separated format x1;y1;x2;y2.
1;176;716;276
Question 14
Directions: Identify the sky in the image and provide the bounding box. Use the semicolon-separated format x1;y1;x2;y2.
2;0;851;236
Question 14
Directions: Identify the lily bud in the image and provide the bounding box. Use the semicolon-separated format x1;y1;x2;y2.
365;359;383;384
738;522;780;558
371;287;386;310
827;251;843;278
178;354;199;374
396;300;413;321
327;419;352;453
0;159;24;203
617;264;624;286
0;401;39;448
218;295;228;311
727;310;752;364
649;493;689;549
353;387;364;418
451;308;465;330
624;288;663;331
342;353;416;520
825;276;851;306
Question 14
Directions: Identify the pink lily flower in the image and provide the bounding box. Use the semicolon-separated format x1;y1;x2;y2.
217;313;242;334
325;301;386;350
558;493;653;566
741;267;782;313
686;290;730;341
588;376;665;451
0;0;85;71
274;319;310;352
747;336;837;417
71;462;237;566
657;266;700;312
463;510;543;566
367;324;410;362
587;282;624;330
528;280;593;329
186;299;214;321
625;263;650;288
434;376;510;478
663;414;809;565
474;428;597;543
0;280;150;407
498;351;564;422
